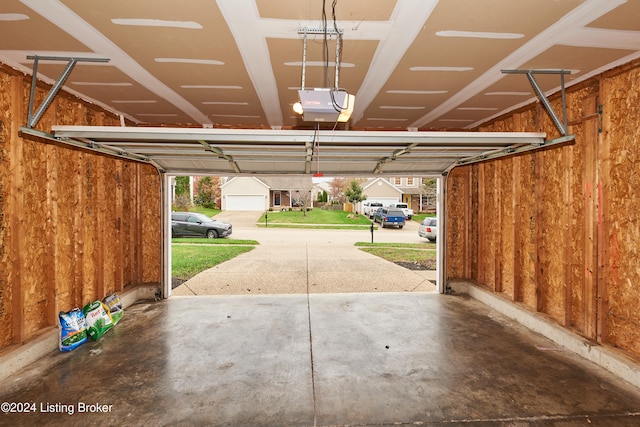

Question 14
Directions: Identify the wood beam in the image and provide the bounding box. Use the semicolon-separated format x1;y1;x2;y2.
562;134;573;327
464;167;472;278
9;75;25;344
45;141;58;326
583;95;598;340
73;151;85;305
115;162;124;292
534;149;544;313
494;161;503;293
594;91;610;345
512;157;523;302
477;163;486;285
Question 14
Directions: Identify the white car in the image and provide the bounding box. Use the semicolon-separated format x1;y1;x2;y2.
387;202;414;219
418;217;437;242
363;201;384;218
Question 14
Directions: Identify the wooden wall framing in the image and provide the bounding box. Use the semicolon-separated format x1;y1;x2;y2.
446;59;640;360
0;65;161;352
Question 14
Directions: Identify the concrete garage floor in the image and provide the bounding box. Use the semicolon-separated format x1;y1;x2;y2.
2;292;640;426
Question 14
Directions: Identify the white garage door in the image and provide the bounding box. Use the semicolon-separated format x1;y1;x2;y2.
368;197;400;206
225;195;265;211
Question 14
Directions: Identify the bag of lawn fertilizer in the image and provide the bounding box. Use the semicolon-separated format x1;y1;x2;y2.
103;294;124;325
58;308;88;351
83;300;114;340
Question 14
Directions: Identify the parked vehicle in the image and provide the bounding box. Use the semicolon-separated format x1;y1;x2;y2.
418;217;437;241
373;208;405;229
363;201;384;218
171;212;232;238
387;202;414;219
370;207;383;220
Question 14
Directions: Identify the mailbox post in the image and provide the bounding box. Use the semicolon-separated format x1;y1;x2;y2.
370;222;374;243
265;211;268;227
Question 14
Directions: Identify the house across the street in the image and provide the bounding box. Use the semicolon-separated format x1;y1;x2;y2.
220;176;313;211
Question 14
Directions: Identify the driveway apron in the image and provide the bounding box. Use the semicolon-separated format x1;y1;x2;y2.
172;224;436;296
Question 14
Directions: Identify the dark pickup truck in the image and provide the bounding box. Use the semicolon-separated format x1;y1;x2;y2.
373;208;405;229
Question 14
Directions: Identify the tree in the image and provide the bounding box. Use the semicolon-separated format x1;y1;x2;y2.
175;176;190;196
173;193;192;211
422;178;437;210
328;177;347;203
345;179;366;214
194;176;220;209
292;190;311;216
173;176;192;211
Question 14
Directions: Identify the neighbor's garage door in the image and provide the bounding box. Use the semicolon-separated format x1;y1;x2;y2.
368;197;400;206
225;195;265;211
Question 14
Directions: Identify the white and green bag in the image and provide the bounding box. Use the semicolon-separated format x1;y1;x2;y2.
82;300;114;340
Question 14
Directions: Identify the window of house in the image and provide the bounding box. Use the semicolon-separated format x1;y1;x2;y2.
407;177;414;186
394;177;402;185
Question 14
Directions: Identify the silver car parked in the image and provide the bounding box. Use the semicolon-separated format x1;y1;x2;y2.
418;217;437;241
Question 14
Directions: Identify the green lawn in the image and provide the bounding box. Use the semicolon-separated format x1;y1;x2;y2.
259;209;372;225
172;244;255;280
190;206;221;217
356;242;437;270
172;238;258;245
411;213;436;223
355;241;435;249
257;224;374;230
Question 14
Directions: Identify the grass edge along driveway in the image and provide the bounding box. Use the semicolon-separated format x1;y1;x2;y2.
172;239;258;283
355;241;437;270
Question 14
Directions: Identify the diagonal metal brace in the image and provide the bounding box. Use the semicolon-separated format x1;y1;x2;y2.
26;55;110;128
198;140;241;173
373;142;418;174
501;69;571;136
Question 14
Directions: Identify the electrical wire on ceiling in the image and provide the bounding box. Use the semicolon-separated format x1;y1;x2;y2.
322;0;347;112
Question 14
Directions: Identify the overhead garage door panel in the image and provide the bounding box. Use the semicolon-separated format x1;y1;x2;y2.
226;195;265;211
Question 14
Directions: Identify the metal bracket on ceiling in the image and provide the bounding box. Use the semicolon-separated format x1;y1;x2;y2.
304;140;314;174
26;55;110;129
501;69;571;136
298;26;343;90
198;140;241;173
372;143;418;174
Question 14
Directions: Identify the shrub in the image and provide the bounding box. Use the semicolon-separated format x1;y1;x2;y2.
173;193;192;211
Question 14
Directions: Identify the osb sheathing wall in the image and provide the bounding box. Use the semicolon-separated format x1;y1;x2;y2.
446;59;640;360
0;65;161;352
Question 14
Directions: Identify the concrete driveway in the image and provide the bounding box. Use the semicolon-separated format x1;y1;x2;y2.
211;209;263;227
172;211;436;296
